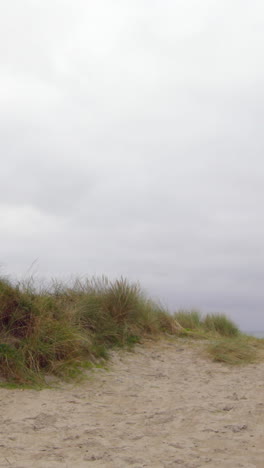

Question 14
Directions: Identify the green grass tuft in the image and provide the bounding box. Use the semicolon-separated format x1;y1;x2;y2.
203;313;240;337
174;310;202;330
207;337;257;365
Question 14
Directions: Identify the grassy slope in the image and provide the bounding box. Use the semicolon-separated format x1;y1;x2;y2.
0;277;263;386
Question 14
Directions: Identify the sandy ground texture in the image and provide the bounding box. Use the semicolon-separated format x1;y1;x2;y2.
0;340;263;468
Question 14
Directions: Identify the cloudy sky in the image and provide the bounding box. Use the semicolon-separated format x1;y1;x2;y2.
1;1;264;330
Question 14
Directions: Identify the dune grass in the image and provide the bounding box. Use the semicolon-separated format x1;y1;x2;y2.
174;310;202;330
0;276;179;385
172;310;262;364
173;310;240;337
203;313;239;337
0;276;262;386
206;337;257;365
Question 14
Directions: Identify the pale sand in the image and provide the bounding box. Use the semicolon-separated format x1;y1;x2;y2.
0;340;263;468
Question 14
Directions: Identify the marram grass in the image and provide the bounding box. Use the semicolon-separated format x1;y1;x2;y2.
0;276;263;386
0;276;178;385
206;338;257;365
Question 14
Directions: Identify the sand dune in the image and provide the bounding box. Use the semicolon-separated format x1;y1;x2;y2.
0;340;263;468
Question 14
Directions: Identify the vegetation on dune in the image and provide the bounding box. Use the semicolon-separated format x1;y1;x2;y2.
0;276;178;385
173;310;262;364
174;310;240;336
174;310;202;330
203;313;239;337
206;338;257;365
0;276;263;386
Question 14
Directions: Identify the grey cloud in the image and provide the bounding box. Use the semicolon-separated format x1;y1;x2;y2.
1;1;264;330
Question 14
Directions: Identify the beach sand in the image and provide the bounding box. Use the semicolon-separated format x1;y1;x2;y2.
0;340;263;468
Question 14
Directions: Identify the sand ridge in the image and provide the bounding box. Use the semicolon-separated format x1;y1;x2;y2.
0;340;263;467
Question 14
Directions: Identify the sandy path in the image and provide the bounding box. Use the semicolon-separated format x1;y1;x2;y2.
0;340;263;468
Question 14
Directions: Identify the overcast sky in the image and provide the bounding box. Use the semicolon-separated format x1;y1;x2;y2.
1;1;264;330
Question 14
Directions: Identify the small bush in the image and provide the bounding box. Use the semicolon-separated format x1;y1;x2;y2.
203;314;239;337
